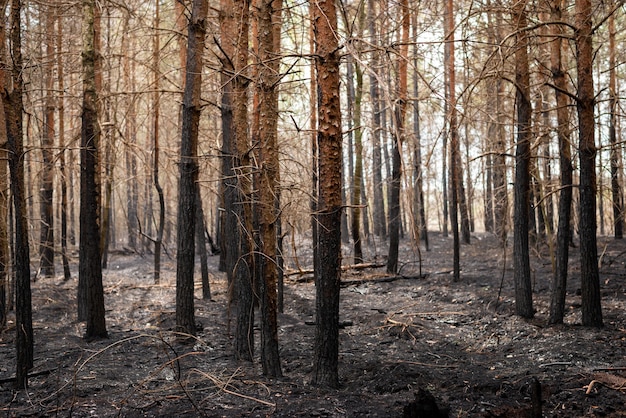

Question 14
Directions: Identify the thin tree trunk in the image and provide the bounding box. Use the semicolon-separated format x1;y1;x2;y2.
57;6;71;281
3;0;33;387
218;0;236;277
608;8;623;239
80;0;107;339
195;185;210;300
349;55;364;264
445;0;460;281
309;0;319;299
412;41;428;250
39;3;55;278
368;0;385;239
153;1;165;284
387;0;409;274
0;0;10;329
122;15;138;252
512;0;534;319
575;0;603;327
232;0;254;362
548;0;572;325
176;0;209;338
490;4;508;244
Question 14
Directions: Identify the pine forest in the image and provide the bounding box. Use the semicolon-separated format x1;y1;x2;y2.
1;0;625;416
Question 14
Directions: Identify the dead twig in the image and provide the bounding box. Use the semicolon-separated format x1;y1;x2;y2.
190;368;276;407
397;360;458;369
584;372;626;394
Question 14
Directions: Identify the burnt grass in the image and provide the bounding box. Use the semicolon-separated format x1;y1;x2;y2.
1;232;625;417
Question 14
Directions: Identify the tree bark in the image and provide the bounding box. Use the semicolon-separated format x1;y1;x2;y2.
0;0;10;329
176;0;209;338
575;0;603;327
387;0;409;274
548;0;573;325
39;3;55;278
445;0;460;281
195;185;211;300
256;0;282;377
4;0;33;388
153;1;166;285
57;6;71;281
411;29;428;251
512;0;534;319
122;15;138;253
608;7;623;239
368;0;385;239
348;54;364;264
80;0;107;339
311;0;343;388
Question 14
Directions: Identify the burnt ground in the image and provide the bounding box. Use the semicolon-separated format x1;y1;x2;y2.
1;232;625;417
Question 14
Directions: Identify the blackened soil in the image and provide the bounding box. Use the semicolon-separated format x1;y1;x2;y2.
1;232;625;417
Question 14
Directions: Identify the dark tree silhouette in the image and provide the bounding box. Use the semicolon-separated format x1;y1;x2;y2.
80;0;107;339
176;0;209;338
512;0;534;319
548;0;573;325
4;0;33;387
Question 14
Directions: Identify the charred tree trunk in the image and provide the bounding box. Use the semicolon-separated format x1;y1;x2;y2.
512;0;534;319
4;0;33;387
387;0;409;274
368;0;385;239
80;0;107;339
575;0;602;327
548;0;573;325
311;0;343;388
0;0;10;329
195;186;211;300
57;7;71;281
608;9;623;239
39;4;55;278
176;0;209;337
445;0;460;281
153;1;166;284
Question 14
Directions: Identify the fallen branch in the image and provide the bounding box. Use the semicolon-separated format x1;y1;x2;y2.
285;261;386;278
585;372;626;394
341;274;427;287
0;368;55;384
190;368;276;407
397;360;458;369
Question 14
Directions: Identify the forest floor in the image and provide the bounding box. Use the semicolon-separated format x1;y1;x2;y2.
1;231;625;417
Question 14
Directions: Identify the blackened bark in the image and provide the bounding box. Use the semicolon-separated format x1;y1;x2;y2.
548;0;573;325
79;0;107;339
311;0;343;388
576;0;602;327
195;186;211;300
39;5;55;278
512;1;534;319
6;0;33;387
176;0;209;337
608;11;623;239
445;0;460;281
368;0;385;238
57;11;71;281
0;0;9;328
387;0;409;275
